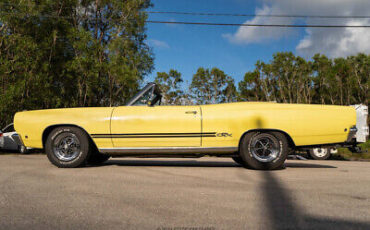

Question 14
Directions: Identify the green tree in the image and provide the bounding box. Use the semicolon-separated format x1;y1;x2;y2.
190;67;237;104
311;54;334;104
347;54;369;107
269;52;312;103
154;69;184;105
238;52;369;107
0;0;153;127
238;70;262;101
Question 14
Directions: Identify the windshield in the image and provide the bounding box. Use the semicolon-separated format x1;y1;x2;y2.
132;88;153;106
126;83;162;106
2;123;14;133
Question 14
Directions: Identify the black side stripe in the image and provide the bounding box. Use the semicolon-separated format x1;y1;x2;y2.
92;135;216;138
92;132;216;136
91;132;217;138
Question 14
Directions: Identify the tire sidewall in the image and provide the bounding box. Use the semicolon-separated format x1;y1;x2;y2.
46;127;90;168
87;151;110;165
232;156;245;165
240;131;288;170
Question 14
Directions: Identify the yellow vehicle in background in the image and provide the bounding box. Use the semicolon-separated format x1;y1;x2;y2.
14;83;368;170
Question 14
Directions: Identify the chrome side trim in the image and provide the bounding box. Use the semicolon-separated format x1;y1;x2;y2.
99;146;238;154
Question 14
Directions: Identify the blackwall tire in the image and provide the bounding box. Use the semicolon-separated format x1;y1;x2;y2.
45;126;91;168
88;151;110;165
232;156;245;165
240;131;288;170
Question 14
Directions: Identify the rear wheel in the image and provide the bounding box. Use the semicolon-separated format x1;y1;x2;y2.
240;131;288;170
45;126;91;168
308;147;331;160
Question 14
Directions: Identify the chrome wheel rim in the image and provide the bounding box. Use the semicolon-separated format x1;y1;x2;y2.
250;135;280;162
312;148;328;158
53;133;81;162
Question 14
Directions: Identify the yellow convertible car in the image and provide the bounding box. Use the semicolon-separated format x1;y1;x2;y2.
14;83;368;169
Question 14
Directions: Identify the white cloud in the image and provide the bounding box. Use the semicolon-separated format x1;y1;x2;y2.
296;19;370;57
147;39;170;49
223;5;294;44
225;0;370;57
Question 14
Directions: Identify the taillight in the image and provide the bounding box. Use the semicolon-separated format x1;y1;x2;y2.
0;133;3;137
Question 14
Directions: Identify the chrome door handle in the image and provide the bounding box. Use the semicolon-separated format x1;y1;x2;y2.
185;111;197;114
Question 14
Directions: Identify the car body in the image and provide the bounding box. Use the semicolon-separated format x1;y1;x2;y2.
298;104;368;160
0;123;29;153
13;83;368;169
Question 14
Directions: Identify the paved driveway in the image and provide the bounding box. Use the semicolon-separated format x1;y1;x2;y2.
0;154;369;230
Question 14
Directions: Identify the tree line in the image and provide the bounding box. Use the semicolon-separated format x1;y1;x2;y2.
1;1;369;128
155;52;369;108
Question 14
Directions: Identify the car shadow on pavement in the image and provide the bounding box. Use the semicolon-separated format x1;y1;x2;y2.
285;162;337;168
97;159;337;169
102;159;241;167
260;171;370;229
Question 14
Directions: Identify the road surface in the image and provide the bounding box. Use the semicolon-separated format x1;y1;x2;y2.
0;154;369;230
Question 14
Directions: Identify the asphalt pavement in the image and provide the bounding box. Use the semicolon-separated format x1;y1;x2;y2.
0;154;370;230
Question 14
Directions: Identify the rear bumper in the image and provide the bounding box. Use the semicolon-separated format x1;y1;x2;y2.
351;104;369;143
346;126;358;142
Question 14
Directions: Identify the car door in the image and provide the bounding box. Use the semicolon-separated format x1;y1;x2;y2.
110;105;201;147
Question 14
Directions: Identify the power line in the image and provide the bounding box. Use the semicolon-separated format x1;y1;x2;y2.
147;20;370;28
147;11;370;19
1;12;370;28
1;2;370;19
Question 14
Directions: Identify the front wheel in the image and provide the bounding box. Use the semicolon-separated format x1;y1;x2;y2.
45;126;91;168
240;132;288;170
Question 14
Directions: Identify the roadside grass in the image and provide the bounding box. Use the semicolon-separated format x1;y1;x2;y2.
334;140;370;161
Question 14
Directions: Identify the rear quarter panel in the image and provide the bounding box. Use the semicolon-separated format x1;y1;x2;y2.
14;108;113;149
201;102;356;147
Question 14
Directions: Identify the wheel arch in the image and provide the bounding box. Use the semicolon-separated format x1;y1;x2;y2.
42;124;98;150
238;129;296;150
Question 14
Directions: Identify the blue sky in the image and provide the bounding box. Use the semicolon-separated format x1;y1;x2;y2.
145;0;370;86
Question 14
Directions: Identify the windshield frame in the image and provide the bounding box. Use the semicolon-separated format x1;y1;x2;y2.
126;83;162;106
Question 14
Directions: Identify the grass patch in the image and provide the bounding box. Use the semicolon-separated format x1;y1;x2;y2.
335;140;370;161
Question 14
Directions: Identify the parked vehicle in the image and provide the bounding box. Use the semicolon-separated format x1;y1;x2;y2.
0;123;29;153
306;147;337;160
0;130;3;149
13;83;369;169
